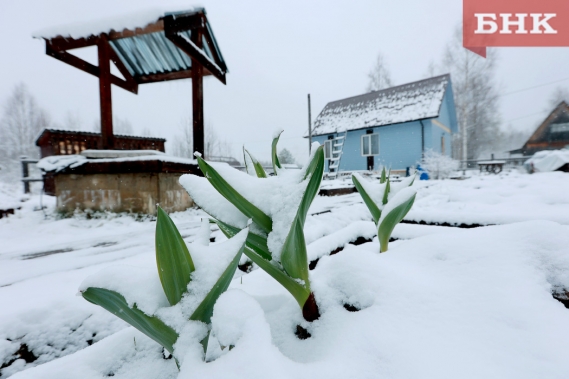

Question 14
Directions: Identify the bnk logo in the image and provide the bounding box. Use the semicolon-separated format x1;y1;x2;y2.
463;0;569;57
474;14;557;35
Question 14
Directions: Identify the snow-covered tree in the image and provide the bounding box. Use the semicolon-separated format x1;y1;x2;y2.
0;83;50;162
366;52;393;92
277;148;296;164
421;149;459;179
442;25;501;160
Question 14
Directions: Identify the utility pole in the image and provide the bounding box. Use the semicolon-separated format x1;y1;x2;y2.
308;94;312;154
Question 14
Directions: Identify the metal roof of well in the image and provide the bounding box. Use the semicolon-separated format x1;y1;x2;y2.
308;74;451;137
37;8;228;87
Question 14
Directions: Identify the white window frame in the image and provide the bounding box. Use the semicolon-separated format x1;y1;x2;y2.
361;133;379;157
324;140;333;159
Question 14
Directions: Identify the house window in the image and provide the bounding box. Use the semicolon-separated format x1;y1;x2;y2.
361;133;379;156
551;123;569;133
324;140;332;159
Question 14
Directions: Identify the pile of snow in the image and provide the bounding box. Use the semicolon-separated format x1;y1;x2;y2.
525;149;569;173
0;190;20;211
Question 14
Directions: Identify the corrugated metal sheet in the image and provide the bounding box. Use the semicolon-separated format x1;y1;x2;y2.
110;29;222;77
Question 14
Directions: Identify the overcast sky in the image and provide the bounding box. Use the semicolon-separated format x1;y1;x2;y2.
1;0;569;162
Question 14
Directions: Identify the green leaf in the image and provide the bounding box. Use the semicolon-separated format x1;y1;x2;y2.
382;179;390;205
197;156;272;234
378;193;416;253
189;234;246;325
352;174;381;224
82;287;178;354
271;131;283;174
243;247;310;308
211;218;272;261
243;148;267;178
380;167;386;184
156;207;195;306
280;145;324;286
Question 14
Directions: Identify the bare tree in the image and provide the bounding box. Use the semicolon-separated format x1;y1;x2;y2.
91;116;134;135
442;25;501;160
171;117;233;159
0;83;50;162
366;52;393;92
278;148;296;164
547;86;569;110
172;117;194;158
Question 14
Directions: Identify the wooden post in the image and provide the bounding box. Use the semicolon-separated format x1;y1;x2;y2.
21;156;30;194
191;27;205;157
98;35;114;149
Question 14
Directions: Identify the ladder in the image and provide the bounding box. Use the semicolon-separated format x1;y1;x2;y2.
327;131;347;179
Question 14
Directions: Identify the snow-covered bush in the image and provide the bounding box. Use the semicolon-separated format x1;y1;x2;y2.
180;132;324;322
421;149;459;179
80;207;247;363
352;168;416;252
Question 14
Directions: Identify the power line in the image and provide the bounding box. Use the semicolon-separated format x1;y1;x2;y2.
499;76;569;98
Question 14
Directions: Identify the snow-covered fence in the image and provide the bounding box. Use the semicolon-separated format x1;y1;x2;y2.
20;157;42;194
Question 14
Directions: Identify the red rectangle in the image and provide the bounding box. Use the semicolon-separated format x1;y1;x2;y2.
463;0;569;57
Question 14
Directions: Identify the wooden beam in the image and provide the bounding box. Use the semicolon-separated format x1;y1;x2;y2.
202;20;227;73
191;28;205;158
107;44;138;94
98;35;114;149
166;33;226;84
46;43;138;94
164;15;226;84
137;68;198;83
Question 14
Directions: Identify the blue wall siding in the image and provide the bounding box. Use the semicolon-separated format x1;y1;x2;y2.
314;121;424;172
428;87;456;157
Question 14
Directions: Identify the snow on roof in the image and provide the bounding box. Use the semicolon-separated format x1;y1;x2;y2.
33;8;196;39
308;74;450;137
37;153;197;173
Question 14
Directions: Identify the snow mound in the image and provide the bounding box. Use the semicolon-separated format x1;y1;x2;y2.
525;149;569;173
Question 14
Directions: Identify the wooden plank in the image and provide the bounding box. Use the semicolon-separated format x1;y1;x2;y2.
47;36;99;51
432;119;451;134
46;43;138;94
108;20;164;40
192;28;205;157
98;35;114;149
137;68;196;83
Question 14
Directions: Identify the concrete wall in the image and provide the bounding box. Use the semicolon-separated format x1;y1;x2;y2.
54;172;193;215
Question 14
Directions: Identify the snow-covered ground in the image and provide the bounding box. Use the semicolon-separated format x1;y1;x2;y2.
1;170;569;378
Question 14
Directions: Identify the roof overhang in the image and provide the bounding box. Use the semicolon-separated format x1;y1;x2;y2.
38;9;228;94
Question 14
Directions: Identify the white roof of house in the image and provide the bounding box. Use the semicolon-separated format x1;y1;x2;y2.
308;74;450;137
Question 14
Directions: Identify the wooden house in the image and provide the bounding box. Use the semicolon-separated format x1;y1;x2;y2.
308;74;458;177
510;101;569;156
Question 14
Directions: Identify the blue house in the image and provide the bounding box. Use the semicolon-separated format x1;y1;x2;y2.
307;74;458;177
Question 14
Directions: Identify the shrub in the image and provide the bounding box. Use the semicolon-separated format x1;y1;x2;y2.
421;149;459;179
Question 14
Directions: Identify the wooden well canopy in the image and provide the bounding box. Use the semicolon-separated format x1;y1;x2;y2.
38;8;228;155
